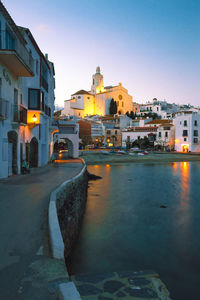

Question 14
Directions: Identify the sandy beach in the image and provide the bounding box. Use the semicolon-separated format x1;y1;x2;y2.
79;150;200;164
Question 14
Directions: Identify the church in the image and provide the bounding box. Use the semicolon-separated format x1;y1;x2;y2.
62;67;133;118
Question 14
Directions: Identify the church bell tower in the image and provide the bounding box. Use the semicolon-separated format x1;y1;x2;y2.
91;66;104;94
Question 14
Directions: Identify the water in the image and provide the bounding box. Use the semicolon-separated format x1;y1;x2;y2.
69;162;200;300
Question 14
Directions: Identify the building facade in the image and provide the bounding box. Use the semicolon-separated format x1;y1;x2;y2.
62;67;133;117
174;111;200;152
0;3;55;178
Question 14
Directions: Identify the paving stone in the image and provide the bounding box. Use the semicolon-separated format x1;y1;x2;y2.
128;277;150;286
75;273;114;284
104;280;124;293
115;291;127;297
124;287;158;298
77;284;102;296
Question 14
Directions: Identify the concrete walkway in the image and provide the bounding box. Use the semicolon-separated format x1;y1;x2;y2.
0;159;83;300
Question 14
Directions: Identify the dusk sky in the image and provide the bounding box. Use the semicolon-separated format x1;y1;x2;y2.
4;0;200;107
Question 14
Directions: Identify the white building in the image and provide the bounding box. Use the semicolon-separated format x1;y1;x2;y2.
0;3;55;178
174;111;200;152
122;127;157;148
62;67;133;117
139;98;179;119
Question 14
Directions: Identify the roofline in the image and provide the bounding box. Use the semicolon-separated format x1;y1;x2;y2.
18;26;50;70
0;2;27;45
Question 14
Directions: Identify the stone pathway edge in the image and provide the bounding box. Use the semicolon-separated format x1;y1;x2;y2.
48;160;86;300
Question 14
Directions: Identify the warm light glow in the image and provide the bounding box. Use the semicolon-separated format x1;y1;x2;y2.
175;139;179;143
181;144;189;153
96;86;105;94
27;111;40;124
107;138;110;143
106;164;110;167
32;114;37;122
108;143;113;147
180;161;190;202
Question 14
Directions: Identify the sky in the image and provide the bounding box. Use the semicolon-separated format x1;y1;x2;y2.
3;0;200;107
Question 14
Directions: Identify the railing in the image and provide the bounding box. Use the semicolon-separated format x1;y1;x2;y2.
0;98;9;119
13;104;27;124
0;30;34;74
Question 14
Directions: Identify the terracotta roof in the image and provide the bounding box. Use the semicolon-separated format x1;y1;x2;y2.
101;116;119;120
145;119;172;125
72;90;91;96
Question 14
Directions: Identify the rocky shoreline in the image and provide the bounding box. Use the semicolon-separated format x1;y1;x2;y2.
80;151;200;165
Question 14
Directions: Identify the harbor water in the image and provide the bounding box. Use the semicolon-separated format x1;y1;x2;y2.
69;162;200;300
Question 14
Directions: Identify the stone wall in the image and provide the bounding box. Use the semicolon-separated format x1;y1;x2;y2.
56;167;88;258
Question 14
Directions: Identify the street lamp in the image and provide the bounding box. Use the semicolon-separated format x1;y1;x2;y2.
32;114;37;123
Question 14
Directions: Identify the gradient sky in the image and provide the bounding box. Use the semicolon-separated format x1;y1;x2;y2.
3;0;200;107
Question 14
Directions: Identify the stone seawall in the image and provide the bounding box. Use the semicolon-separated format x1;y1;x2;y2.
56;166;88;259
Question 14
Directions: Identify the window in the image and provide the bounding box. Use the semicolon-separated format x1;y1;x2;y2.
180;121;182;125
78;96;81;99
36;60;39;75
182;130;188;137
194;130;198;137
115;130;118;134
194;138;198;143
107;130;111;134
118;94;123;100
87;97;90;99
117;101;119;106
164;127;170;130
28;88;40;110
41;91;45;111
165;132;168;138
137;136;140;140
6;29;15;49
20;94;23;105
184;138;187;142
159;132;161;138
122;102;124;107
194;120;198;126
184;120;187;126
157;107;159;111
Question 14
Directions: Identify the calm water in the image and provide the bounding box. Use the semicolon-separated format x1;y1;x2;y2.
69;162;200;300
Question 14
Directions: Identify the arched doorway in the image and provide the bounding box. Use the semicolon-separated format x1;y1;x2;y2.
53;133;79;159
30;137;38;167
7;131;18;176
53;138;74;158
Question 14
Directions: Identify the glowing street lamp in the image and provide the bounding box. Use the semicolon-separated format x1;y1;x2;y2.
32;114;37;123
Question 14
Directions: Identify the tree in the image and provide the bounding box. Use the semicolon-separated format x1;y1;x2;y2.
126;111;130;117
113;101;117;114
109;98;115;115
130;111;135;119
109;98;117;115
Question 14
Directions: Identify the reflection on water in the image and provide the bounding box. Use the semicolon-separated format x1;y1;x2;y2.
70;162;200;300
86;165;111;229
180;162;190;202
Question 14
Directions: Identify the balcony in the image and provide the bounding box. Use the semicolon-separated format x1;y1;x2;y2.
0;30;34;77
13;104;27;124
0;98;9;119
